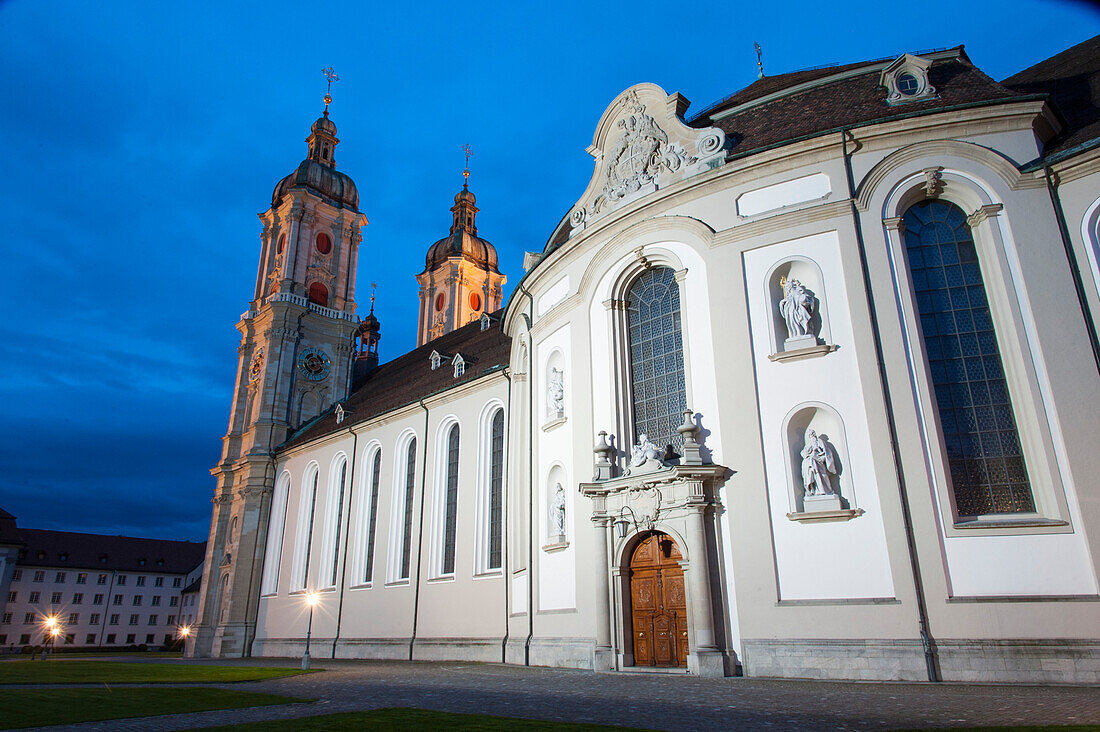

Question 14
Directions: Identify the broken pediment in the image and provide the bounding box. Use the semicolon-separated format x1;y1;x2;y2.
568;83;727;238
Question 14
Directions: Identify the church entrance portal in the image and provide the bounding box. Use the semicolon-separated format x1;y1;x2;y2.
629;532;688;668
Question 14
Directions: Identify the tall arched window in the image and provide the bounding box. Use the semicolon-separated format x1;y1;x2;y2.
488;409;504;571
627;267;688;454
400;438;417;580
442;424;461;575
292;468;320;591
260;472;291;596
902;199;1034;515
363;449;382;584
320;457;347;588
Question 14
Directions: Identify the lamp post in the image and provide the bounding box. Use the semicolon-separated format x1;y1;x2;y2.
178;625;191;652
301;591;319;671
41;616;60;661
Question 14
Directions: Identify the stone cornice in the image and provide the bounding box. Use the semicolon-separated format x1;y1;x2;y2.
578;463;728;498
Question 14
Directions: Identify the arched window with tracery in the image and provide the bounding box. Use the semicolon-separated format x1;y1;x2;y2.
441;424;460;575
627;266;688;455
362;449;382;583
488;408;504;571
400;437;417;580
901;199;1034;516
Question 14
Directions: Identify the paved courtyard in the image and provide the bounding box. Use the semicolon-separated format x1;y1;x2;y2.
11;657;1100;731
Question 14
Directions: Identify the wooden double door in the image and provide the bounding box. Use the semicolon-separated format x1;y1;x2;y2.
629;532;688;667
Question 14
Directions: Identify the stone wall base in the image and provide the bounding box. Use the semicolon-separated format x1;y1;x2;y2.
527;636;595;670
937;639;1100;684
742;638;929;681
253;636;505;663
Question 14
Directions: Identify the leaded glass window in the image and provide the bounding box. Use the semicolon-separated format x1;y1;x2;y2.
363;451;381;583
400;439;416;579
488;409;504;570
300;471;318;588
627;267;688;454
902;199;1034;516
442;424;460;575
329;459;346;587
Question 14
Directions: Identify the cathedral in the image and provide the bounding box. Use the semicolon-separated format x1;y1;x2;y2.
189;37;1100;683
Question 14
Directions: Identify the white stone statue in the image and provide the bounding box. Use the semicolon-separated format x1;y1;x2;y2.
547;367;565;416
800;429;837;497
779;278;814;340
629;434;662;467
549;483;567;537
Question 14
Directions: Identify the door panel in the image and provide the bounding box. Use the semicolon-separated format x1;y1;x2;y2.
628;533;687;668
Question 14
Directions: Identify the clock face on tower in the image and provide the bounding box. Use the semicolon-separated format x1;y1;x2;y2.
296;347;331;381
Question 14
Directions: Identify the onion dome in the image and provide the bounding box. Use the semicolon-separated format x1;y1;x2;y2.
423;186;500;273
271;114;359;210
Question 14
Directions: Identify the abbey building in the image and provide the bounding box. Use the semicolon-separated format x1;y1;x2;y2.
190;38;1100;683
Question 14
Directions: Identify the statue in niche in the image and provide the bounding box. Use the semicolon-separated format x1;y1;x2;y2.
549;483;567;538
547;367;565;416
779;277;815;341
629;434;662;468
800;429;837;497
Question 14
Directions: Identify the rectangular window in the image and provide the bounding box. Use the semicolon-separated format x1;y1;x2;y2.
97;574;107;585
401;438;417;579
136;576;146;587
86;634;96;644
126;634;135;644
33;571;44;583
19;634;30;645
29;592;40;604
68;613;79;624
93;594;104;605
167;615;176;625
145;633;155;644
64;633;74;645
155;577;163;587
73;593;83;605
55;572;66;583
23;613;35;624
148;614;158;625
2;613;11;624
12;570;21;581
117;576;126;586
76;573;87;584
169;597;178;607
129;614;139;626
163;634;172;644
151;596;161;606
90;613;100;625
51;592;62;604
6;591;15;603
113;595;123;605
132;596;142;606
0;635;6;645
109;614;119;626
105;633;115;644
173;578;181;588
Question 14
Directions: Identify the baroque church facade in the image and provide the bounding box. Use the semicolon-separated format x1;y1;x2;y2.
190;38;1100;683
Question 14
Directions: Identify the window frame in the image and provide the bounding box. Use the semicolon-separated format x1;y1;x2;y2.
474;402;506;576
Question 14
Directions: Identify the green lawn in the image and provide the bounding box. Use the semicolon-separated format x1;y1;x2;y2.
893;728;1100;731
205;708;646;731
0;660;311;684
0;688;307;729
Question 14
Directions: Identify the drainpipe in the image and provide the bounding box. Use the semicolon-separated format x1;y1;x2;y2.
409;399;430;660
331;428;358;658
501;364;512;663
515;281;536;666
840;129;940;682
1044;166;1100;377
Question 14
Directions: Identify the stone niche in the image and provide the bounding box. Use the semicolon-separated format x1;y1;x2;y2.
784;403;862;522
766;257;836;362
542;349;566;431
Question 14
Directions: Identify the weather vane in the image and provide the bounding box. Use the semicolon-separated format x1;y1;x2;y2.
369;282;377;313
462;143;473;189
754;42;765;79
322;66;339;116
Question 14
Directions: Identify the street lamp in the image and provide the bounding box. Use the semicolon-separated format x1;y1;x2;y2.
178;625;191;651
301;591;319;671
41;616;61;660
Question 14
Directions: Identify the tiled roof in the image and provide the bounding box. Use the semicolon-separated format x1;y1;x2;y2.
700;51;1024;159
0;508;21;547
1002;34;1100;158
282;314;511;450
16;529;206;574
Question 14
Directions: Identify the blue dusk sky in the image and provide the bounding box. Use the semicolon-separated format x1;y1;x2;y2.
1;1;1097;542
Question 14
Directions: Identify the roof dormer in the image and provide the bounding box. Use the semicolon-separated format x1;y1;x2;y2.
452;353;467;378
880;53;937;106
430;350;450;370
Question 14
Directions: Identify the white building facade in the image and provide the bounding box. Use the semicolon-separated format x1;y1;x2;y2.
194;40;1100;683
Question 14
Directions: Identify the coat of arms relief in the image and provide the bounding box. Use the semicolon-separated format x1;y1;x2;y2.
569;86;726;236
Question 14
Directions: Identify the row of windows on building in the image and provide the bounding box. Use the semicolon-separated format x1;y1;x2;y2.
2;632;175;647
7;591;178;607
4;611;178;627
12;570;182;588
261;407;506;596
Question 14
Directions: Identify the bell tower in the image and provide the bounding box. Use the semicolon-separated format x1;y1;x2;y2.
190;69;366;658
416;147;506;345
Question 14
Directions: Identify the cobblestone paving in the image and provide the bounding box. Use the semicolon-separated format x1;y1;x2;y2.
9;657;1100;731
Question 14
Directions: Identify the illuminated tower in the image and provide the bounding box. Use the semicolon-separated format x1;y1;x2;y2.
190;70;366;658
416;147;506;345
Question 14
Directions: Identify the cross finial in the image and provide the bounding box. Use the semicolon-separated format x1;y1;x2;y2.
322;66;340;117
462;143;473;189
754;42;765;79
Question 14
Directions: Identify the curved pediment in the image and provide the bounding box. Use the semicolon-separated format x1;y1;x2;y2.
568;84;728;238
